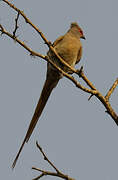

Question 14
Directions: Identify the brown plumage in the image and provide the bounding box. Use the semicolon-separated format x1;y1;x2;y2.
12;22;85;169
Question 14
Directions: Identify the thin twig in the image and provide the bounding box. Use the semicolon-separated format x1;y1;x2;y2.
0;24;45;59
36;141;61;173
32;173;44;180
105;78;118;101
88;94;94;101
32;143;75;180
32;167;72;180
79;69;96;90
13;12;20;37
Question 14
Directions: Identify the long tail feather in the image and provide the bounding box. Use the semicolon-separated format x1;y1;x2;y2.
12;138;26;169
12;71;60;169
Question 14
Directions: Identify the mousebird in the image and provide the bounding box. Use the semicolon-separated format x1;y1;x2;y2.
12;22;85;168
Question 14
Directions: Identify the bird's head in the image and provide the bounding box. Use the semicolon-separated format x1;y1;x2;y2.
71;22;86;40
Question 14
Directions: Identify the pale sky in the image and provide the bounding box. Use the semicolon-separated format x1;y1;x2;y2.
0;0;118;180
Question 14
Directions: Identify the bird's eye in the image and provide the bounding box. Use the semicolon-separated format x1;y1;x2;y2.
79;29;83;35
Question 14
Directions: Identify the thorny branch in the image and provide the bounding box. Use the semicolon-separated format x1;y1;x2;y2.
0;0;118;126
32;142;75;180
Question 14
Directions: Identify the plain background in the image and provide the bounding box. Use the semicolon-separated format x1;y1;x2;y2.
0;0;118;180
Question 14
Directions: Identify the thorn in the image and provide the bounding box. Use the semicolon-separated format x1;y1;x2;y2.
88;94;94;101
76;66;83;77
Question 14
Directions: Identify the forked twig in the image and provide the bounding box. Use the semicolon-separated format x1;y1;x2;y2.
32;142;75;180
36;141;60;173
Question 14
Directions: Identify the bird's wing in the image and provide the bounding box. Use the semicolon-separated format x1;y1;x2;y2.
52;35;64;47
76;46;82;64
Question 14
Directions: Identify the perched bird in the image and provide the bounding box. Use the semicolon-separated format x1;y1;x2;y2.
12;22;85;168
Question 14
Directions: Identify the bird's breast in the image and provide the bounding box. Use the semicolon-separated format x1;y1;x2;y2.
55;38;81;66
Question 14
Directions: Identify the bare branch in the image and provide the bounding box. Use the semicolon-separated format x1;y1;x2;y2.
105;78;118;101
32;173;44;180
78;68;96;90
95;92;118;125
36;141;60;173
88;94;94;101
32;142;75;180
0;23;45;59
32;167;74;180
13;12;20;37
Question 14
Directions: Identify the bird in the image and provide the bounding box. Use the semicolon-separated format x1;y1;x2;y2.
12;22;85;169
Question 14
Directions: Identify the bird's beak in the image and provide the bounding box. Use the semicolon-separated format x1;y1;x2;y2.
81;35;86;40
